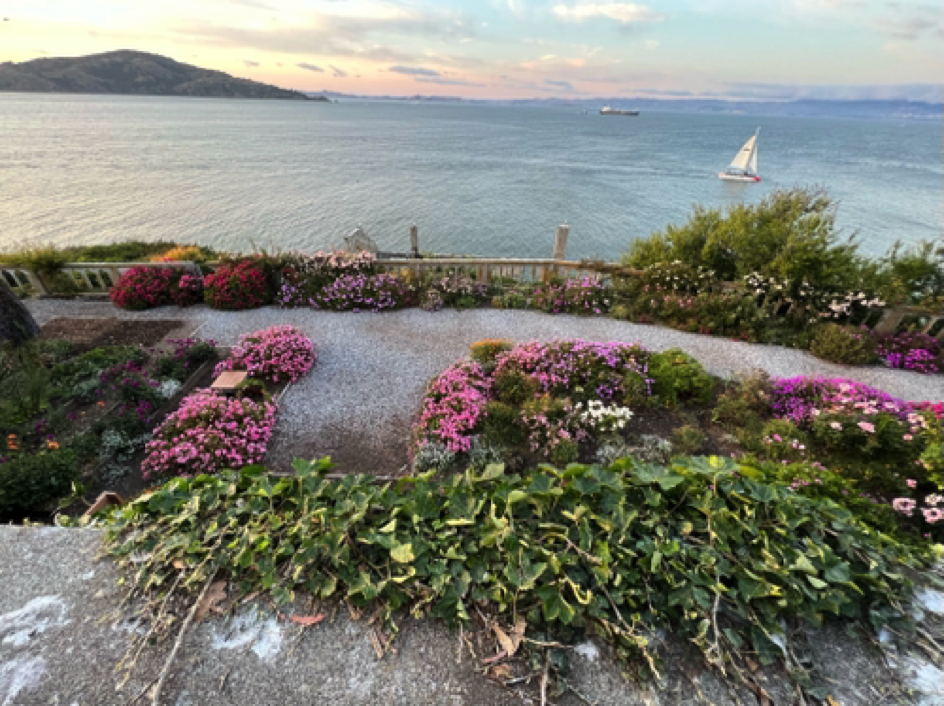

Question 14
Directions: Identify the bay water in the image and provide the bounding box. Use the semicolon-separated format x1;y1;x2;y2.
1;93;940;261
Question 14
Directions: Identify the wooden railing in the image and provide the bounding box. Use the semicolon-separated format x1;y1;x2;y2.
2;257;941;340
0;261;197;296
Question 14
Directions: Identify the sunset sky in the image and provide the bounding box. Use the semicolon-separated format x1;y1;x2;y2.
2;0;942;101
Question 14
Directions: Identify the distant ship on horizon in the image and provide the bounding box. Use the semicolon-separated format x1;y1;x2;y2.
600;105;639;116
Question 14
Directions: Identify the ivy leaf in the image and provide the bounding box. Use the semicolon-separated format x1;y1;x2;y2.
790;555;816;574
390;543;415;563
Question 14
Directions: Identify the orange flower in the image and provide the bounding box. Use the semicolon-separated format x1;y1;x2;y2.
97;401;105;408
47;440;60;450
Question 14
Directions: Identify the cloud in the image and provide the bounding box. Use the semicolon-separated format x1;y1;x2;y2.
330;65;348;78
172;7;478;65
644;39;659;49
552;3;664;25
415;76;486;87
243;59;260;67
388;65;441;76
545;79;575;90
297;62;324;72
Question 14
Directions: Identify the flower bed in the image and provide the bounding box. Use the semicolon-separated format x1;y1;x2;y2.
413;339;654;469
278;251;376;306
309;273;415;312
110;266;182;310
414;342;942;543
141;389;277;479
214;325;316;383
204;259;270;310
532;275;609;315
0;337;220;520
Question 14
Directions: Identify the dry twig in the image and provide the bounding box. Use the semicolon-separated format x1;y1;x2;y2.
149;570;217;706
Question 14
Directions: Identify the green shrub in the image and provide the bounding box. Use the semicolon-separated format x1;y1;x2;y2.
809;324;876;365
648;348;714;406
621;187;863;291
0;449;78;519
610;303;633;320
482;401;527;447
106;456;929;697
469;339;513;367
757;419;810;463
670;425;705;455
548;438;579;465
621;370;651;407
749;460;903;537
712;371;772;432
501;291;528;309
495;368;539;405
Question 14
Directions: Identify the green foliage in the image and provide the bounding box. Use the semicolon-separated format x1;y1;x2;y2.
712;371;773;434
647;348;714;406
749;460;904;538
870;240;944;307
757;420;810;463
495;368;539;406
0;449;78;519
2;246;69;277
548;439;578;465
621;187;863;291
50;345;146;399
469;339;514;367
809;324;876;365
482;401;527;447
670;425;705;456
105;456;928;693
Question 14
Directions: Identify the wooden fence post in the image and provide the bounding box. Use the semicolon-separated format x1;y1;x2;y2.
410;224;419;259
552;223;570;260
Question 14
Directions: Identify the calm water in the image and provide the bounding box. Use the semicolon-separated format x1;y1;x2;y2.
1;93;941;260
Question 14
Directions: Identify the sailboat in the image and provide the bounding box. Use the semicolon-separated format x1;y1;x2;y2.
718;128;761;182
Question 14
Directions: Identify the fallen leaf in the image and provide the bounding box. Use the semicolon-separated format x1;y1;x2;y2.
490;664;512;680
493;617;527;658
745;656;759;673
826;697;840;706
194;581;227;623
241;591;260;604
172;560;186;570
493;626;515;656
289;613;326;626
509;617;526;653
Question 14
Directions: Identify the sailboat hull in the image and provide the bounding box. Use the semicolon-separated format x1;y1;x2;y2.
718;172;761;182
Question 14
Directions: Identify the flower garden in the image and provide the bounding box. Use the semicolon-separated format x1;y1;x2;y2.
412;338;943;544
3;189;943;701
101;333;943;701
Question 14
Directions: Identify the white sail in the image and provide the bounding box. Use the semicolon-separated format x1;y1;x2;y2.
727;128;760;173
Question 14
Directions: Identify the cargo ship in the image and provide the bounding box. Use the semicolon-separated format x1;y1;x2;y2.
600;105;639;116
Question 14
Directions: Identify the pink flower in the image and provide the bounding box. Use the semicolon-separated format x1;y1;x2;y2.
857;421;875;434
830;422;842;431
892;498;916;516
906;479;917;488
922;508;943;524
903;434;913;441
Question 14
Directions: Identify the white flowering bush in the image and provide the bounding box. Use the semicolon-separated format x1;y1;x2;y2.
575;400;634;434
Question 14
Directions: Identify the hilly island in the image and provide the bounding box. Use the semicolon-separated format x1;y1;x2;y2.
0;50;325;100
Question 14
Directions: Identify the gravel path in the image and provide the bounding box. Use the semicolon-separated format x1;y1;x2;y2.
28;300;944;474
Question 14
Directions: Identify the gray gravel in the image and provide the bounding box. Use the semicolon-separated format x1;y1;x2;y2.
27;300;944;474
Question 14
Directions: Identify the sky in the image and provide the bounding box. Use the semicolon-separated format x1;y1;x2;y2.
2;0;942;101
